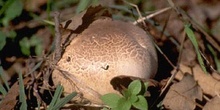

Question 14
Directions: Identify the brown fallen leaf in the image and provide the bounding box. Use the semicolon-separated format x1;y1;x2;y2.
60;5;111;52
0;77;31;110
163;73;203;110
203;96;220;110
61;5;111;33
173;64;220;97
180;39;197;67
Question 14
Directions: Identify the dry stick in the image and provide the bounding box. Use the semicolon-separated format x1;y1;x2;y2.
132;5;184;96
159;11;171;39
53;11;62;63
130;1;191;104
165;1;211;108
133;7;172;25
133;6;181;47
203;95;211;102
200;50;219;73
159;33;186;96
167;0;220;52
123;0;146;27
132;6;177;69
167;0;220;87
132;6;179;71
33;82;47;109
38;12;62;98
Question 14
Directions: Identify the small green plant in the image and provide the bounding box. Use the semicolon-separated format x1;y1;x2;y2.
101;80;148;110
0;0;23;51
0;0;23;26
47;84;77;110
19;35;43;56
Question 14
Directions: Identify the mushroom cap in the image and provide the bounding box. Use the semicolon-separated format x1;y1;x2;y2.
52;18;158;104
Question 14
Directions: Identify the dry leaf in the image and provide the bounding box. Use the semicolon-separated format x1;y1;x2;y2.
61;5;111;33
0;77;31;110
173;64;220;97
203;96;220;110
163;73;203;110
181;40;197;67
60;5;111;50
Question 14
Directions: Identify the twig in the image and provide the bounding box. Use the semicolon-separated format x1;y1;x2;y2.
125;1;180;77
159;67;179;96
33;82;47;109
159;33;186;96
167;0;220;52
200;50;219;73
123;0;146;27
133;7;172;25
52;11;62;63
154;42;177;69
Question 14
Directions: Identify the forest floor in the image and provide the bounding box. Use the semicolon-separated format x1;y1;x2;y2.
0;0;220;110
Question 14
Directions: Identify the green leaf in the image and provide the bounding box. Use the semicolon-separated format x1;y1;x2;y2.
18;71;27;110
101;108;110;110
0;66;9;90
29;35;42;56
0;0;14;16
0;83;7;97
76;0;99;13
3;0;23;26
101;93;121;108
19;37;30;55
144;82;149;90
35;44;43;56
52;92;77;109
29;35;41;46
184;24;207;74
0;31;6;51
116;97;131;110
128;80;142;95
207;44;220;72
129;94;138;103
122;89;131;99
6;30;17;39
48;84;63;110
132;95;148;110
76;0;91;13
0;0;3;6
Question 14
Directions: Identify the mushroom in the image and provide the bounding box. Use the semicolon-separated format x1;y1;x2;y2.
52;17;158;104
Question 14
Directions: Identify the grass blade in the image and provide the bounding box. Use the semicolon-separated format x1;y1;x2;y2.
0;83;7;96
52;92;77;109
184;24;207;74
207;44;220;72
76;0;91;13
26;60;43;76
0;66;9;90
18;71;27;110
48;84;63;110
